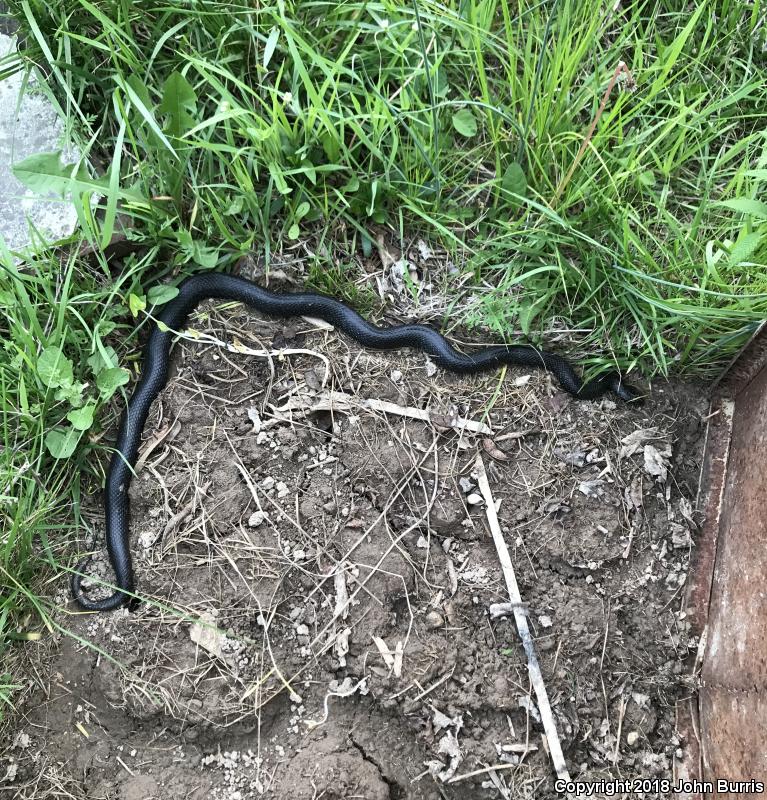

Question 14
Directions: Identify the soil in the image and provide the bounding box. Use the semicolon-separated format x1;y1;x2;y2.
1;275;706;800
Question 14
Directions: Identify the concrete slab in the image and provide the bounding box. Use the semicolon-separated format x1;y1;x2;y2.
0;32;81;253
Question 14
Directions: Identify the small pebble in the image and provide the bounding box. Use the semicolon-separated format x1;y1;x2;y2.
425;610;444;629
466;493;483;506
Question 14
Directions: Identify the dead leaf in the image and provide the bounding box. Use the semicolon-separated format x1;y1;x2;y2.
643;444;671;482
625;476;643;510
247;407;262;433
547;392;571;415
435;731;463;781
335;628;351;667
620;427;660;459
304;368;323;391
432;707;455;733
190;612;225;660
334;568;350;621
430;410;457;431
416;239;433;260
554;447;587;468
679;497;696;526
483;438;509;461
578;480;604;498
446;558;458;596
375;233;400;269
670;523;691;549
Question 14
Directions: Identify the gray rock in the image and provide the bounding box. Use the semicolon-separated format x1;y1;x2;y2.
0;34;82;252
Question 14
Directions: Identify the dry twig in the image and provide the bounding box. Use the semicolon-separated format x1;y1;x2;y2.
474;453;570;782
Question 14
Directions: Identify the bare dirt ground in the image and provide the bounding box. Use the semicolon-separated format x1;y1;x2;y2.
2;255;706;800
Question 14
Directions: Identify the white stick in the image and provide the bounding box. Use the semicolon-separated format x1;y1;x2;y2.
272;390;493;435
474;453;571;782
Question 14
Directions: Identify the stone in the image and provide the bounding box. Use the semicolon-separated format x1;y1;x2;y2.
0;34;83;253
425;610;444;629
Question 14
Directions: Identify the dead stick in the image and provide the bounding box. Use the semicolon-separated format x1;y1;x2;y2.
552;61;632;206
474;453;571;782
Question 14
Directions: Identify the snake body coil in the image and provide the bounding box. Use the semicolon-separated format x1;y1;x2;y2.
72;273;640;611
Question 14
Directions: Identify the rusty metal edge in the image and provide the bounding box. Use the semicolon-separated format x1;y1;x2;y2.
673;392;734;796
673;320;767;793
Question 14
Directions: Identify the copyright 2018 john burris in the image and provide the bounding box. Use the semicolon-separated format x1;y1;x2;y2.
555;778;765;796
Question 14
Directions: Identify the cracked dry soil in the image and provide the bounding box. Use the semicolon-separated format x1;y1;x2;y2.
2;298;706;800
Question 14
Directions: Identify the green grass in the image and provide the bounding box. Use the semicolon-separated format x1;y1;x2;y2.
1;0;767;717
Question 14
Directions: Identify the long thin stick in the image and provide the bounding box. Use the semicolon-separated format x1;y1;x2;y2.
474;454;570;782
552;61;632;206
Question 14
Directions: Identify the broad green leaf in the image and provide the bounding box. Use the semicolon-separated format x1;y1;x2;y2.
45;427;81;459
501;162;527;198
176;229;220;267
116;75;178;158
147;285;180;306
87;346;118;375
268;163;291;195
717;198;767;220
128;293;147;317
158;71;198;139
176;229;194;249
294;201;310;220
194;247;220;268
452;108;477;138
67;403;96;431
729;231;764;265
264;27;280;69
435;69;450;98
55;381;85;407
97;367;130;397
12;150;145;202
13;151;92;198
37;346;74;389
244;125;274;143
300;159;317;184
288;222;300;239
361;231;373;258
225;196;244;215
125;75;154;116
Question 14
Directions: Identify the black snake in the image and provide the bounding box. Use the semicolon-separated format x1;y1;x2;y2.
71;274;641;611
